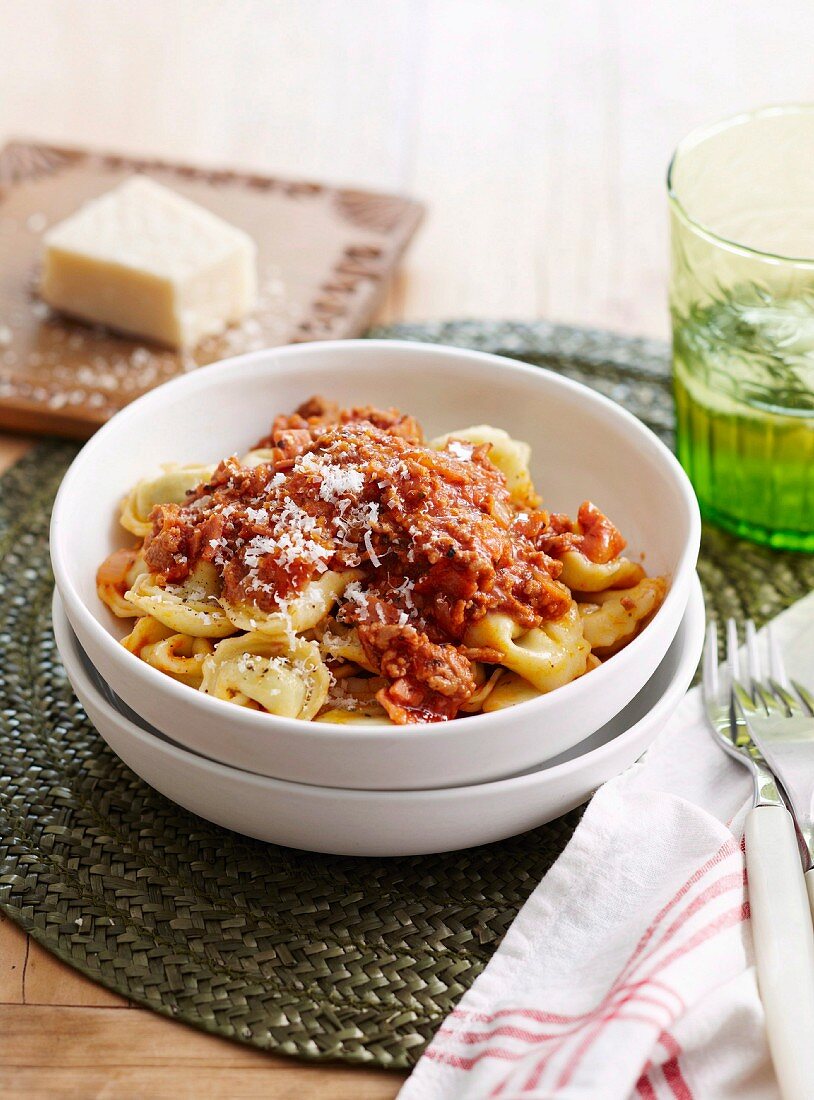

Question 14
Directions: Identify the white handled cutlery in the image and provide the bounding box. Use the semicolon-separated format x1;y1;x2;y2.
703;619;814;1100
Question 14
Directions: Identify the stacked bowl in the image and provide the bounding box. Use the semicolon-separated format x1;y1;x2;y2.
50;341;703;856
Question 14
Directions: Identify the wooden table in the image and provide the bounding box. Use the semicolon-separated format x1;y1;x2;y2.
2;2;814;1096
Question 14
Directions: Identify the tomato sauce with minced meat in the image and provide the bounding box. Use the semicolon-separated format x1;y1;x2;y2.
142;398;624;723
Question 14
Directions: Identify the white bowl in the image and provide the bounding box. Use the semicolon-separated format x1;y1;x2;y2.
51;340;701;790
52;577;704;856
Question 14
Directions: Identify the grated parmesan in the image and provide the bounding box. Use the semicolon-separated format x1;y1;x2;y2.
363;529;381;568
318;462;366;502
448;439;474;460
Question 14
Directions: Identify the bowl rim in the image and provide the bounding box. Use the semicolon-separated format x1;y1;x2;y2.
51;338;701;741
667;102;814;268
53;575;705;800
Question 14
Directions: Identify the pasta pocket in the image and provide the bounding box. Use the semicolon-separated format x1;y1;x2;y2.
557;551;644;593
121;616;215;687
578;576;668;657
464;603;590;693
482;671;541;712
221;569;360;638
458;665;503;713
481;655;596;712
314;709;394;725
121;614;174;655
125;561;235;637
201;633;330;719
431;425;540;508
314;618;377;673
240;448;277;469
120;463;215;538
97;546;150;618
315;675;391;721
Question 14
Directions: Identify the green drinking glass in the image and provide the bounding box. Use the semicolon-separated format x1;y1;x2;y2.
668;105;814;552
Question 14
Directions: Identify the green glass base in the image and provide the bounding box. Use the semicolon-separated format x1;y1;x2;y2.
699;500;814;553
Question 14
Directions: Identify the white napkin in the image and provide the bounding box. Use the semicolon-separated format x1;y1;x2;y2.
401;592;814;1100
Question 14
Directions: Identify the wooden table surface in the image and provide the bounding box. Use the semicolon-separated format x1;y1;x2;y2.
2;2;814;1096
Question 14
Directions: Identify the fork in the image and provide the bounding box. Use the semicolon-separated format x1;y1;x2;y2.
732;627;814;919
703;619;814;1100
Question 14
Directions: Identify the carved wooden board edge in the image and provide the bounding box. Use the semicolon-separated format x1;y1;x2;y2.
0;139;424;439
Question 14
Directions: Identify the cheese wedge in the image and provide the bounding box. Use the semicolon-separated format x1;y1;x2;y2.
40;176;257;349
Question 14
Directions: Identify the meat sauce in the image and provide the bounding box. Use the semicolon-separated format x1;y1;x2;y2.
142;398;625;723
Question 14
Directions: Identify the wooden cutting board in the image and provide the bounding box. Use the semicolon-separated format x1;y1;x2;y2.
0;141;423;439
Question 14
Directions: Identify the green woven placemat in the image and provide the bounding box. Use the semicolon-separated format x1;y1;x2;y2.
1;320;812;1071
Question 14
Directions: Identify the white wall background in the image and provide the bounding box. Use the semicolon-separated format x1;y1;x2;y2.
2;0;814;335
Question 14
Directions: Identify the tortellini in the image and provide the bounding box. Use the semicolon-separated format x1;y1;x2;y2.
97;547;150;618
578;577;668;658
464;603;591;693
557;551;644;593
315;711;394;725
431;425;540;508
120;463;215;538
125;561;236;638
482;671;541;712
315;675;393;723
240;448;278;469
221;569;361;638
458;664;503;713
121;614;174;655
121;616;215;687
200;633;330;719
312;618;377;673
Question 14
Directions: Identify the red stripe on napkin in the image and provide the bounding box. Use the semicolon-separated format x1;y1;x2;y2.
635;1076;658;1099
548;904;748;1091
434;845;743;1077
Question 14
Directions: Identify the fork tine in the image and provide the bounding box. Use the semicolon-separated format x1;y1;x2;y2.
726;618;740;683
792;680;814;717
753;680;778;714
733;679;758;714
725;619;743;713
769;679;801;715
767;623;789;688
702;621;719;706
738;619;794;715
728;618;767;717
745;620;762;687
726;619;754;730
